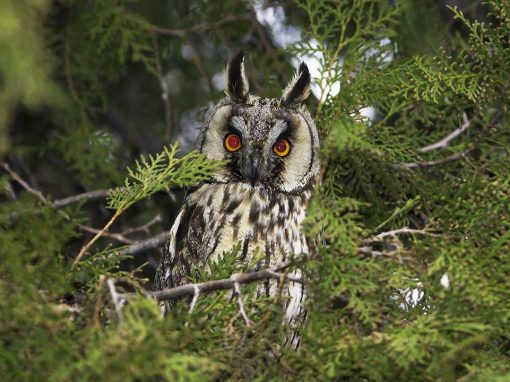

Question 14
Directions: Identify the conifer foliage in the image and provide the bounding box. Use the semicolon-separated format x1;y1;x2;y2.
1;1;509;380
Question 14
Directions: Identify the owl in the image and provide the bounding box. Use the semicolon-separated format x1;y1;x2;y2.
155;52;320;347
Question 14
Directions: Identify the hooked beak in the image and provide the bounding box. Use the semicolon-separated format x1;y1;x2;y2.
240;154;266;187
249;157;261;186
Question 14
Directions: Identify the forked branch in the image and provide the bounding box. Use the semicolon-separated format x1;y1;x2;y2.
108;261;304;325
151;261;304;302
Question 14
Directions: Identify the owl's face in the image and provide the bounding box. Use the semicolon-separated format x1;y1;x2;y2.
198;52;320;194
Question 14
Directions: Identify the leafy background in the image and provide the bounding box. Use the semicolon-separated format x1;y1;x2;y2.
1;0;509;381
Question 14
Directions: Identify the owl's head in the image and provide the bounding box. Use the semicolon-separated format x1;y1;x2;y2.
198;52;320;194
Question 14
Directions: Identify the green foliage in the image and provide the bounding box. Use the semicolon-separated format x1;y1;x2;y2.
107;142;224;212
0;0;63;154
1;0;510;381
52;124;122;188
64;0;156;110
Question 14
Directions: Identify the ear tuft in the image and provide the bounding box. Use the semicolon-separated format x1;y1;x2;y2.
281;63;311;106
224;51;249;102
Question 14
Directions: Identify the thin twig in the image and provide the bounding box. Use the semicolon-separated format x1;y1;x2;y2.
107;279;125;321
149;2;287;39
74;210;123;267
402;148;473;169
375;227;440;239
266;269;302;284
249;15;284;78
78;224;134;245
115;231;169;256
150;14;252;37
52;189;108;209
5;164;110;224
418;114;471;153
2;161;165;263
233;280;252;326
2;163;133;246
189;285;200;314
119;214;162;236
152;34;173;140
2;163;47;203
93;275;106;328
63;38;85;113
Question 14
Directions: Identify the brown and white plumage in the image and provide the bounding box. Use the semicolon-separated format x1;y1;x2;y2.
155;52;320;348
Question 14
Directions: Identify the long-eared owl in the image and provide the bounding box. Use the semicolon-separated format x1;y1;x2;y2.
155;52;320;347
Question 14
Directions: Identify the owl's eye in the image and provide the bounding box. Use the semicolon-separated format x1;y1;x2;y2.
224;133;242;152
273;139;291;157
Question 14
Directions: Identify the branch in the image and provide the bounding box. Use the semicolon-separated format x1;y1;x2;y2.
115;231;168;256
418;114;471;153
151;261;304;302
402;148;473;169
1;163;164;258
375;227;440;239
3;162;107;209
119;214;162;236
105;261;303;325
52;189;108;209
149;2;287;38
107;279;125;320
152;34;173;140
150;14;252;37
406;110;503;169
188;285;200;314
78;224;134;245
2;163;47;204
74;210;123;266
233;281;252;326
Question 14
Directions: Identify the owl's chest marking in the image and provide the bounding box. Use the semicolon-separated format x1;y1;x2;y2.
187;182;309;266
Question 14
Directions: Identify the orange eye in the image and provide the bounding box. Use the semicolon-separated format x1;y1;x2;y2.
273;139;291;157
225;133;242;152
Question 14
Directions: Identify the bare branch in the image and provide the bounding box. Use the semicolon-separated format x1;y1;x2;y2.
188;285;200;314
115;231;169;256
149;2;288;38
52;189;108;209
3;162;103;211
107;279;125;320
233;280;252;326
418;114;470;153
78;224;134;245
266;269;303;283
105;262;304;323
402;148;473;169
119;214;162;236
74;210;123;266
64;37;85;114
152;34;173;140
2;163;47;204
2;162;165;262
93;275;107;328
375;227;440;239
150;14;252;37
152;261;304;302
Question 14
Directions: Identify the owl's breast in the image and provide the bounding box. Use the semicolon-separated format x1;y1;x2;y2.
186;182;310;266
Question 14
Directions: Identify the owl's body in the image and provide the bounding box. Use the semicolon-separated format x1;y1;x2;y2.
155;53;319;347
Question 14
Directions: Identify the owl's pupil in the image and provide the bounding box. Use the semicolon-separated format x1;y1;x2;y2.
275;140;287;153
227;135;240;150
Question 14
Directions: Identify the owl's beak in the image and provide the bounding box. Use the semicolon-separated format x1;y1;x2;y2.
239;154;264;186
240;151;269;187
249;157;261;186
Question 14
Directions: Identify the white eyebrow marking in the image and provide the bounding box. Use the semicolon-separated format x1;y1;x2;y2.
269;119;289;143
229;116;248;136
